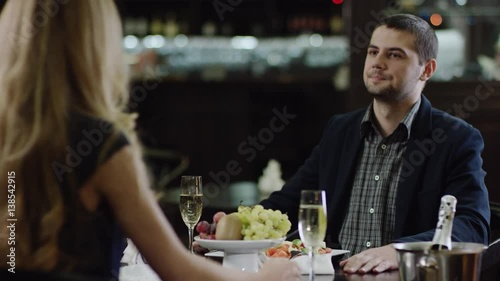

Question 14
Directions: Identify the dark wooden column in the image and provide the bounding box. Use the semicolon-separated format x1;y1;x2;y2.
344;0;388;111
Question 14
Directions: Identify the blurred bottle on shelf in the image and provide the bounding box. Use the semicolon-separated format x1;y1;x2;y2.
201;21;217;37
136;17;149;38
250;23;265;37
314;17;328;34
287;16;297;34
122;17;148;37
221;22;234;37
178;20;190;35
330;15;343;35
164;12;179;38
271;16;284;36
123;17;136;36
287;15;329;35
150;14;163;35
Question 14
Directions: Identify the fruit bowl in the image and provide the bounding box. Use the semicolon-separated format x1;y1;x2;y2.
194;236;285;272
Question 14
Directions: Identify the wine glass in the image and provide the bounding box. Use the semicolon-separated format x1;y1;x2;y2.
298;190;327;281
179;175;203;254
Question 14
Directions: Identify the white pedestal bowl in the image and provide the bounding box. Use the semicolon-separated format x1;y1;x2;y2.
194;236;285;272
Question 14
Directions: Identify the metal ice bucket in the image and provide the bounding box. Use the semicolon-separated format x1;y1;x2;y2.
392;242;487;281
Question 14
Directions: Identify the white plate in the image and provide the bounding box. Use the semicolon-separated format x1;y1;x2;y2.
205;251;224;257
207;249;349;258
194;236;285;254
261;250;349;275
329;249;350;256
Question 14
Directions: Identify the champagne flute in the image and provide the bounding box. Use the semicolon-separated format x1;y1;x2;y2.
298;190;327;281
179;175;203;254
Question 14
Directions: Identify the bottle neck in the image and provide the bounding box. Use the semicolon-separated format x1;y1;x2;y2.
430;195;457;250
431;221;453;250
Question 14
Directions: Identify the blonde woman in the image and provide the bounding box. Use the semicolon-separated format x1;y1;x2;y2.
0;0;299;280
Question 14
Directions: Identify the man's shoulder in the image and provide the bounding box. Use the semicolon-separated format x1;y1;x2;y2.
426;107;484;151
429;107;479;137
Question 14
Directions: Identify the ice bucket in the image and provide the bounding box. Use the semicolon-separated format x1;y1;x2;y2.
392;242;487;281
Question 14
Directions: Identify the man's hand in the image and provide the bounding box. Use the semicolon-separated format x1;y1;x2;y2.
192;241;209;256
339;244;398;274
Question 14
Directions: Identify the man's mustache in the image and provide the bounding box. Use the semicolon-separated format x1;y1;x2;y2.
368;71;390;79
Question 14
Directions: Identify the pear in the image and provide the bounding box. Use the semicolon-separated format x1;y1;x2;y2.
215;213;242;240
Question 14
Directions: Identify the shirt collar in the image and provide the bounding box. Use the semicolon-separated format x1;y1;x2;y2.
360;97;421;140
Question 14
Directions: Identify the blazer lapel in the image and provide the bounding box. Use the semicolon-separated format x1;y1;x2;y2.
394;95;433;238
329;112;364;228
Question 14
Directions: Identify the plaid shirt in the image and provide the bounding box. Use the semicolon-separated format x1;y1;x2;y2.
338;98;421;255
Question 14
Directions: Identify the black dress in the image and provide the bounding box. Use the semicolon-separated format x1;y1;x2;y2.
56;113;130;279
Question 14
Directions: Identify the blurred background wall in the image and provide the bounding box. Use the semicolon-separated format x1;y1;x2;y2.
111;0;500;199
1;0;498;241
114;0;500;242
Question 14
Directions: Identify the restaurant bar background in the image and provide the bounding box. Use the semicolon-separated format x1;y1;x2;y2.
2;0;499;244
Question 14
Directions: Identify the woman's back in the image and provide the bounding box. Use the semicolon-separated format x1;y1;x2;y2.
55;113;129;277
0;0;132;273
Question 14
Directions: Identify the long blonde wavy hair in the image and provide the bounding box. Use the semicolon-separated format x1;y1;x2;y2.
0;0;138;270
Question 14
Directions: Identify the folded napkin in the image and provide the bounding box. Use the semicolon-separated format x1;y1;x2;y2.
121;239;148;265
259;252;335;275
291;253;335;275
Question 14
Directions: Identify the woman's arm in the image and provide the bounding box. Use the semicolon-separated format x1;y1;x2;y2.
90;145;298;281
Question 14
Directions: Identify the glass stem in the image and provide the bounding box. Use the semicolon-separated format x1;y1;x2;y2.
188;226;194;254
309;246;315;281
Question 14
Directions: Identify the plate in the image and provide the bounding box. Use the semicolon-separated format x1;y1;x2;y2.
329;249;350;256
261;249;350;275
194;236;285;253
205;251;224;258
207;249;349;258
260;252;337;275
195;236;285;272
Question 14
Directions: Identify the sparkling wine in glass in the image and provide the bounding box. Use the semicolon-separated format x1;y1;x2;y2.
298;190;327;281
179;175;203;254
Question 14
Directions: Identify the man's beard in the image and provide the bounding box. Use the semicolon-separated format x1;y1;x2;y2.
366;84;403;103
365;77;418;103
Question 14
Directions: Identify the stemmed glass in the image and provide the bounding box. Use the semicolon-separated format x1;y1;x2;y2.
298;190;327;281
179;175;203;254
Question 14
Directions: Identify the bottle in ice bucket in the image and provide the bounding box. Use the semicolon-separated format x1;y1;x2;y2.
430;195;457;250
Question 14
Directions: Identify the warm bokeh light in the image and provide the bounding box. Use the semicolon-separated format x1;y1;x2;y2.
430;13;443;26
332;0;344;4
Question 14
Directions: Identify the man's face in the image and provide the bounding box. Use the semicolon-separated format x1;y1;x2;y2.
363;26;425;102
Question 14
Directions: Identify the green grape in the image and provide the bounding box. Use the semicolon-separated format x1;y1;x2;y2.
236;205;292;240
259;212;269;221
265;219;273;228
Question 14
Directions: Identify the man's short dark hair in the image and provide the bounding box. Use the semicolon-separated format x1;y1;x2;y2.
377;14;438;65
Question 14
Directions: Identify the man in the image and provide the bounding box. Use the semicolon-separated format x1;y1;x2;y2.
260;14;490;274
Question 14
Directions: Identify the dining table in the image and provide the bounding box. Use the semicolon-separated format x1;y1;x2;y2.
203;247;401;281
315;264;400;281
156;183;401;281
119;261;401;281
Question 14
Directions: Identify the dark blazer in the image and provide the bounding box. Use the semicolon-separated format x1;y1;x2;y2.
261;95;490;247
